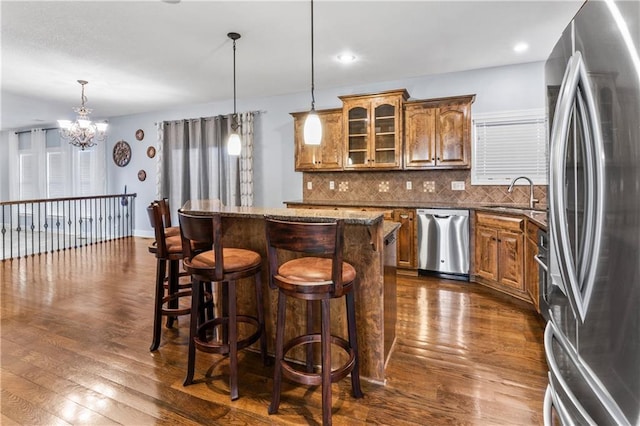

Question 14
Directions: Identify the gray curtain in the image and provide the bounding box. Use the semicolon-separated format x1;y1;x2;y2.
159;115;240;211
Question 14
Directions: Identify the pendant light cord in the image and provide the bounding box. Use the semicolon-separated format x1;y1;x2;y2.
228;32;241;131
310;0;316;111
233;37;237;116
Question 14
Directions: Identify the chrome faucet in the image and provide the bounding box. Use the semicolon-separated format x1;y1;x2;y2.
508;176;539;209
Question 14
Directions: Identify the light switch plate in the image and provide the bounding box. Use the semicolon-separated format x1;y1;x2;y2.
307;181;312;190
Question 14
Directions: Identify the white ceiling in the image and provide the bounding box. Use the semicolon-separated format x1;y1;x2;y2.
1;0;584;131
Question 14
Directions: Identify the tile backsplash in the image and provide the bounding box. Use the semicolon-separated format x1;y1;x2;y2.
302;170;547;207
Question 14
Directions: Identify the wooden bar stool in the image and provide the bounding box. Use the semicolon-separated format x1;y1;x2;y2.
147;201;192;351
179;210;268;401
265;217;363;425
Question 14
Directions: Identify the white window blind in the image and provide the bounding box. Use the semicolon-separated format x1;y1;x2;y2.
47;152;65;198
472;110;548;185
77;150;93;196
19;153;36;199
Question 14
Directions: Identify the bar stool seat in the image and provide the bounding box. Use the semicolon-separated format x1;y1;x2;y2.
164;226;180;238
265;218;363;426
179;210;268;401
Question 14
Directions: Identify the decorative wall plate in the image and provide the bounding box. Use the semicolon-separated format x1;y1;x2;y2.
113;140;132;167
138;169;147;181
146;146;156;158
135;129;145;141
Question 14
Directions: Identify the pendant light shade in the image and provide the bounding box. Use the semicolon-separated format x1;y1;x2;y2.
227;32;242;156
303;0;322;145
227;132;242;156
303;111;322;145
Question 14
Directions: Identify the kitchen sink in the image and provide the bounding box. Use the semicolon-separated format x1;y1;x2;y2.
482;205;548;215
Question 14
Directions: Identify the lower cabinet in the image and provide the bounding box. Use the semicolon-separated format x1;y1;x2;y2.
525;220;540;313
474;212;527;301
393;209;415;269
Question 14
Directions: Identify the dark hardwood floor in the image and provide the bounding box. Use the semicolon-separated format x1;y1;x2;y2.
1;237;547;425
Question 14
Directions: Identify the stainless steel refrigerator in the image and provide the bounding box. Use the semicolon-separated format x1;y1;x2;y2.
544;0;640;424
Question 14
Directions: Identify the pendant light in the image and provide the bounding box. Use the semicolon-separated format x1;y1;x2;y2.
303;0;322;145
227;32;242;156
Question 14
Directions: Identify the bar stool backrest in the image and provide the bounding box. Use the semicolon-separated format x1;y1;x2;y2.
157;198;173;228
178;210;223;282
147;202;169;258
265;218;345;296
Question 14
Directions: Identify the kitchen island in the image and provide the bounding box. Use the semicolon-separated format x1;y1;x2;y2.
181;200;399;383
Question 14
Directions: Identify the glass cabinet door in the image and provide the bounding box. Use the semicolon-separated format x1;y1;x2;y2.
373;103;396;165
347;106;368;166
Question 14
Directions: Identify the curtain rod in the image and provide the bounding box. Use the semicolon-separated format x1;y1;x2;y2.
154;109;266;126
14;127;57;135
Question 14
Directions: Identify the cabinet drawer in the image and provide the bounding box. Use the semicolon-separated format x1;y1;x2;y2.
476;212;524;232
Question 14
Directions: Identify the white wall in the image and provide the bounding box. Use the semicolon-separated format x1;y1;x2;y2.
2;60;545;234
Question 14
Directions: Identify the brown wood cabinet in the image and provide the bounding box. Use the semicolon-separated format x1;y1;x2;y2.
340;89;409;170
474;212;527;301
404;95;474;169
292;108;343;171
393;208;416;269
525;220;540;313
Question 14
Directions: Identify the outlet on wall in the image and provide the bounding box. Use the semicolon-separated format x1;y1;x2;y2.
307;181;312;190
329;181;335;190
451;181;466;191
406;181;412;190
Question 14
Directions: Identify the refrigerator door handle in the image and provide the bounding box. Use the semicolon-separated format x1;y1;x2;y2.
543;386;553;426
549;50;605;322
544;322;597;425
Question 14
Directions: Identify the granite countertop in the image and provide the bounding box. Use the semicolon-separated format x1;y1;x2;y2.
284;199;548;229
182;199;384;226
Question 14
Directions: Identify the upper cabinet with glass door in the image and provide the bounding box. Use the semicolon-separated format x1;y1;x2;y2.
340;90;409;170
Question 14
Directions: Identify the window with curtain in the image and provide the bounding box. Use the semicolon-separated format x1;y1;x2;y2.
472;110;548;185
158;112;255;210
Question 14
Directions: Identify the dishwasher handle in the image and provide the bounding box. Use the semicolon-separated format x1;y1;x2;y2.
417;208;469;217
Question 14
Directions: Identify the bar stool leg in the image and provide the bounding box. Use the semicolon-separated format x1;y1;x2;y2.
228;281;239;401
321;299;332;426
183;277;202;386
253;273;269;366
166;259;180;328
305;300;314;373
150;258;167;351
269;291;287;415
346;291;363;398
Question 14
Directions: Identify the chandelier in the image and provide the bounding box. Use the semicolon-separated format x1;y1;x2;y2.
57;80;108;150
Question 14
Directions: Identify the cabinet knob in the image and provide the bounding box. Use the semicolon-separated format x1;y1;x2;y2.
431;157;435;161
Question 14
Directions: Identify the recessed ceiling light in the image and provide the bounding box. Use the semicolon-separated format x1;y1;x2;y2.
514;42;529;53
337;53;357;64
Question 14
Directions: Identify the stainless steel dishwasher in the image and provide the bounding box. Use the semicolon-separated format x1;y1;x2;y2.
417;209;469;281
